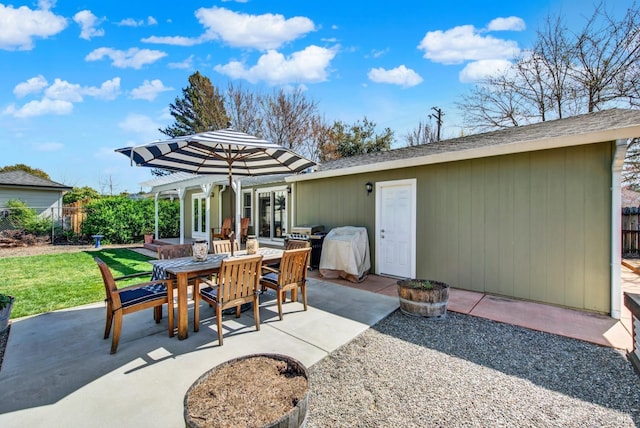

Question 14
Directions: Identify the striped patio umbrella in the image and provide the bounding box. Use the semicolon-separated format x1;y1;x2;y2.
116;127;316;243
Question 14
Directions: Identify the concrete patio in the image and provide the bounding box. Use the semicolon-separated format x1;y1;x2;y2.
0;278;398;428
1;249;637;427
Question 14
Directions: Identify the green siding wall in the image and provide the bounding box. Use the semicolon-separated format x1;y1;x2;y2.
295;142;613;313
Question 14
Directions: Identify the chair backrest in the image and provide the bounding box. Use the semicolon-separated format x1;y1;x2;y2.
211;239;239;254
278;247;311;286
95;257;121;307
221;217;232;235
157;243;192;260
240;217;250;240
217;255;263;303
286;239;310;250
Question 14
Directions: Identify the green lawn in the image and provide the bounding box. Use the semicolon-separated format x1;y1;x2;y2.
0;249;153;318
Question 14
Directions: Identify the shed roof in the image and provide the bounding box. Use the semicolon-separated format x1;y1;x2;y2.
288;108;640;182
0;170;72;190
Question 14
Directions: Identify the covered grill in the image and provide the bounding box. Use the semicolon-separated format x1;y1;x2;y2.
319;226;370;283
285;225;326;269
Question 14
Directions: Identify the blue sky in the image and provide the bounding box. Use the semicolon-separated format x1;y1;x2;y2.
0;0;631;193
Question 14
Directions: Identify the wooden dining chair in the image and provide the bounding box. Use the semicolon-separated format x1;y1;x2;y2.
211;239;239;254
285;239;310;250
260;247;311;320
157;243;192;260
193;254;263;345
211;217;232;240
95;257;174;354
157;243;207;298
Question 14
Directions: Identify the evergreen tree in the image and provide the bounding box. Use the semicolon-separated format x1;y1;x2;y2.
160;71;229;138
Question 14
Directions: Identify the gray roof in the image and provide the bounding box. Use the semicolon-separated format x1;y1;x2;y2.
316;108;640;172
0;170;72;190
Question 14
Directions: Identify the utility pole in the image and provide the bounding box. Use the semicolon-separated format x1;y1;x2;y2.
429;107;444;142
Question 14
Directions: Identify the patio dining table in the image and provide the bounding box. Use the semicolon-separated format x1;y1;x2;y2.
150;247;284;339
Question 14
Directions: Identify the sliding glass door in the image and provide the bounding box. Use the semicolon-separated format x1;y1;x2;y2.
257;188;287;240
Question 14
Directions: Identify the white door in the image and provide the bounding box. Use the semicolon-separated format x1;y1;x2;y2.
191;193;207;239
376;179;416;278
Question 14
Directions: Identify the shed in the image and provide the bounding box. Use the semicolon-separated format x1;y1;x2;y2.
287;108;640;318
0;170;72;218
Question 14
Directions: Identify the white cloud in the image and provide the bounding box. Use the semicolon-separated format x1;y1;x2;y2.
5;77;121;118
168;55;194;69
130;79;173;101
368;65;423;88
44;78;83;102
196;6;315;49
418;24;520;64
117;18;143;27
85;47;167;69
214;45;336;85
0;3;67;50
117;16;158;27
8;98;74;118
459;59;513;83
83;77;121;100
118;113;165;141
73;10;104;40
487;16;526;31
35;142;63;151
14;75;49;98
142;35;199;46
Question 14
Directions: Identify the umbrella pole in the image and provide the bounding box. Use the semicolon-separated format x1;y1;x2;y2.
228;168;235;256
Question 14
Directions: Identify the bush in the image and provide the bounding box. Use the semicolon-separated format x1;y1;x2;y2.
5;200;52;236
81;196;179;244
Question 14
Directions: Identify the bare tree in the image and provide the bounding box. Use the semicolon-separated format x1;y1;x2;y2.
457;1;640;132
404;121;438;146
572;2;640;112
260;87;320;160
224;81;263;136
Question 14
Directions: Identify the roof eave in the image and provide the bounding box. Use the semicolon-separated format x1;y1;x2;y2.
287;125;640;183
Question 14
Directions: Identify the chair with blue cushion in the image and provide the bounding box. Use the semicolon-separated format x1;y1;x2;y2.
95;257;174;354
260;247;311;320
193;254;263;345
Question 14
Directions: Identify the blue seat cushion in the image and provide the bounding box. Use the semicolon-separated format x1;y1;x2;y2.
200;286;219;302
261;272;278;286
120;284;167;308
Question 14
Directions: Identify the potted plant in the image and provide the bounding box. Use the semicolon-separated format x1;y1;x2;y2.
0;294;14;333
396;279;449;319
142;227;154;244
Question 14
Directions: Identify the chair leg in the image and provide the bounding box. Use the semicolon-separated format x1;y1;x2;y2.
277;289;284;320
235;305;241;318
154;306;162;323
166;302;174;337
104;307;113;339
301;284;307;311
253;294;260;331
111;310;123;354
216;304;223;346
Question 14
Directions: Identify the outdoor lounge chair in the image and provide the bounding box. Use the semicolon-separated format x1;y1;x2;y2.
193;254;263;345
95;257;174;354
260;247;311;320
240;217;250;244
211;217;232;240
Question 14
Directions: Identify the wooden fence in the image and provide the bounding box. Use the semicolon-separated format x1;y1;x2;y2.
62;201;86;234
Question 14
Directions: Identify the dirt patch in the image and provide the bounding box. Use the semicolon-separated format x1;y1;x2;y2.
0;243;143;258
185;355;308;428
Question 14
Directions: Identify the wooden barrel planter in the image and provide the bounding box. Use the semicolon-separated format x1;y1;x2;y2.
184;353;309;428
397;279;450;319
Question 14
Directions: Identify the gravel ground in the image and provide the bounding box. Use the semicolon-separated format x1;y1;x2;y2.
307;310;640;428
